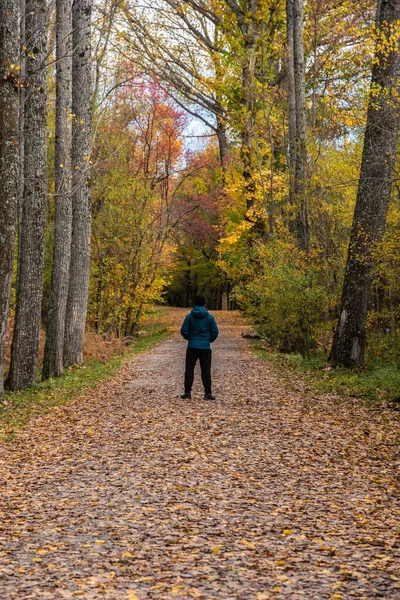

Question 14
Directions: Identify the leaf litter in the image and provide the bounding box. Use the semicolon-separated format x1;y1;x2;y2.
0;309;399;599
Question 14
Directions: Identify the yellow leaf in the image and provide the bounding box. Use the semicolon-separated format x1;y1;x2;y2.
95;539;105;544
36;548;47;555
333;595;342;599
241;538;256;549
282;529;293;535
212;546;220;553
126;592;140;600
87;427;95;435
122;551;133;558
171;584;183;594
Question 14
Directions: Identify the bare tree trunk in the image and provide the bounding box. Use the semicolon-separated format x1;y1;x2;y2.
286;0;309;251
0;0;19;396
7;0;48;390
241;28;257;213
43;0;73;380
18;0;25;227
330;0;400;368
286;0;297;204
64;0;92;367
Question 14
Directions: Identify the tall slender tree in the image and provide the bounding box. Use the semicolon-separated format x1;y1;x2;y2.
43;0;73;380
330;0;400;367
0;0;20;396
7;0;48;390
286;0;309;251
64;0;92;367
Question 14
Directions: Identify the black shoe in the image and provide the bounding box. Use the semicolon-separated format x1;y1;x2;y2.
181;393;191;399
204;393;216;400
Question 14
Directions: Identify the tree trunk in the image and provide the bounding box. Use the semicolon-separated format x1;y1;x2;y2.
286;0;309;251
7;0;48;390
64;0;92;367
0;0;19;396
216;116;229;167
241;30;257;213
330;0;400;368
43;0;73;380
18;0;25;228
286;0;297;196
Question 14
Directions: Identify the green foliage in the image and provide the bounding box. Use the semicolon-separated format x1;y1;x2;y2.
222;238;329;357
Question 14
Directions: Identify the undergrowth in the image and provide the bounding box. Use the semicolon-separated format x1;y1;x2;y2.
251;340;400;405
0;318;171;442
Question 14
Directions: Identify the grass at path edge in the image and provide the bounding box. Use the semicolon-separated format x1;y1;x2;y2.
251;340;400;406
0;325;171;442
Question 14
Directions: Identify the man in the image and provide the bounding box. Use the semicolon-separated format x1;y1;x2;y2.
180;295;219;400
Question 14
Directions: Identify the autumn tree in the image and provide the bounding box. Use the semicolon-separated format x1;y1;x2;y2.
7;0;48;390
330;0;400;368
118;0;230;166
0;0;19;396
43;0;73;380
89;78;187;336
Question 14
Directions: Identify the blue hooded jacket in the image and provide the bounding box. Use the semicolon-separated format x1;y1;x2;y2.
180;306;219;350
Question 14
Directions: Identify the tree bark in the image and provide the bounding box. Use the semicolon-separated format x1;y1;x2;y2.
216;116;229;167
43;0;73;380
7;0;48;390
287;0;309;251
330;0;400;368
240;11;258;213
286;0;297;203
64;0;92;367
0;0;19;396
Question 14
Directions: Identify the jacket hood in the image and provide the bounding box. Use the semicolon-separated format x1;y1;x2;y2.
191;306;209;319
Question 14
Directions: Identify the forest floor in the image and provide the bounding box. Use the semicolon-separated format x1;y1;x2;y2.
0;308;399;600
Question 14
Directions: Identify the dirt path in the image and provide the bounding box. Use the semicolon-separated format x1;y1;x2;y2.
1;309;399;599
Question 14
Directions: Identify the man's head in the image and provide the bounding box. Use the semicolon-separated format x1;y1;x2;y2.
194;295;206;307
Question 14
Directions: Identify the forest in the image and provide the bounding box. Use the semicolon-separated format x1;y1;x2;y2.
1;0;400;396
1;2;400;598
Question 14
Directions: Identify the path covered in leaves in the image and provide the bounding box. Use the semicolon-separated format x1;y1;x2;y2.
1;309;400;599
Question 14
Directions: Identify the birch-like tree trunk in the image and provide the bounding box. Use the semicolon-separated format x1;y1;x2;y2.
43;0;73;379
0;0;19;396
330;0;400;367
7;0;48;390
286;0;309;251
64;0;92;367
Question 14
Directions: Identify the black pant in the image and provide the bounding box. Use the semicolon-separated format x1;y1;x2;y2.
184;347;212;395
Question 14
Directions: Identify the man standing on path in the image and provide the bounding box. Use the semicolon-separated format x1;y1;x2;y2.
180;295;219;400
